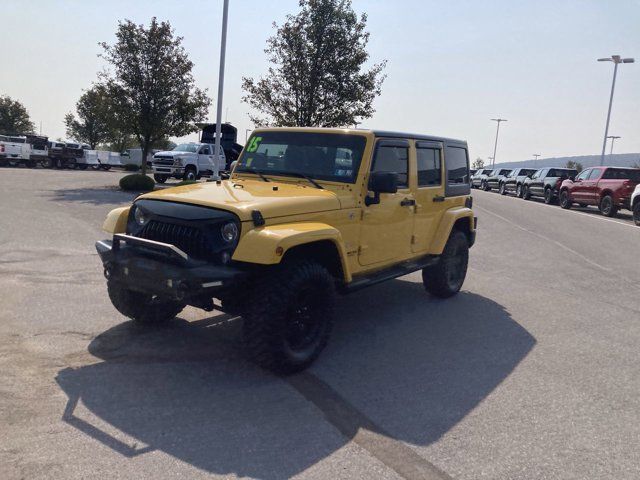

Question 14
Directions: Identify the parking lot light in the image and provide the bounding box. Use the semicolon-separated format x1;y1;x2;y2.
490;118;507;168
597;55;635;166
606;135;621;155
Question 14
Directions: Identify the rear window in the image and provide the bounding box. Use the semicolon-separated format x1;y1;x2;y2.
602;168;640;181
446;147;469;184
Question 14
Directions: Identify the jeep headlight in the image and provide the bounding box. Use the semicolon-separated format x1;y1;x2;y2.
221;222;239;243
134;206;148;226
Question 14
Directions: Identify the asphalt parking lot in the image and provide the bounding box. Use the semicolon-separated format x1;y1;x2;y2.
1;168;639;480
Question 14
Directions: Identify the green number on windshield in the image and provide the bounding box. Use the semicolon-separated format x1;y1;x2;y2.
246;136;262;153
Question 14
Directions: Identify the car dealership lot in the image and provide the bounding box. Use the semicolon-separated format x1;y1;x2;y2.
1;168;639;480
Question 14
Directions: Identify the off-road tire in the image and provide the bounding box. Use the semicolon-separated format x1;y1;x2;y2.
78;164;88;170
482;181;491;191
544;188;556;204
183;166;197;181
107;281;184;324
633;201;640;226
599;195;618;217
422;230;469;299
523;185;531;200
516;184;523;198
499;183;507;195
153;174;169;184
242;260;335;374
559;190;572;209
101;165;111;171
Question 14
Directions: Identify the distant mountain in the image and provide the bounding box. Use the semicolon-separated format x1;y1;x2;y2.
494;153;640;170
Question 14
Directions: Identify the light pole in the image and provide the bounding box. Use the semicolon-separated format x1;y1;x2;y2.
597;55;634;166
212;0;230;180
490;118;507;168
606;135;620;155
533;154;540;167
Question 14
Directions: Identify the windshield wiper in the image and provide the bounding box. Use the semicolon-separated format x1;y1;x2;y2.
272;171;324;189
239;167;270;182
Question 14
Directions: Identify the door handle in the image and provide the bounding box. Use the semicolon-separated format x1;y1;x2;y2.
400;198;416;207
433;195;445;202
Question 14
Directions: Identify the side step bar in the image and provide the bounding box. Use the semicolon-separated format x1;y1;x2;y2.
343;255;439;294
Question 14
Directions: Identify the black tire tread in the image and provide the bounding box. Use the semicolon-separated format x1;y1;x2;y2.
422;230;469;299
242;260;335;374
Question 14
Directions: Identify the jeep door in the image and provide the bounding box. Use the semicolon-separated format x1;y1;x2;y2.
358;140;414;266
411;141;447;253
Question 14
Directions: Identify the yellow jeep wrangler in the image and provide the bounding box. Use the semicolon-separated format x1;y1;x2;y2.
97;127;476;373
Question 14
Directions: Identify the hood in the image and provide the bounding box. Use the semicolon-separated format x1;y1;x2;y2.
138;179;342;222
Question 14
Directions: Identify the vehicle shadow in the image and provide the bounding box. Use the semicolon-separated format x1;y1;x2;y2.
55;278;535;479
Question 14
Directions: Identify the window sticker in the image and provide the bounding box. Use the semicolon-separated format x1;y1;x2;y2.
245;157;253;167
246;136;263;153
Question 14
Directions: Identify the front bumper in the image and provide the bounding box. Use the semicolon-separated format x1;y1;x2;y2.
153;165;184;175
96;234;245;301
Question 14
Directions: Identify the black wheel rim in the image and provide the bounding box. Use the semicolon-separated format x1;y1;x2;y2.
285;287;323;352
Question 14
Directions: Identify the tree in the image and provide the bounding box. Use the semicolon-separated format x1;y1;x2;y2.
566;160;583;172
99;18;210;174
242;0;386;127
65;85;114;149
0;95;35;134
472;157;485;169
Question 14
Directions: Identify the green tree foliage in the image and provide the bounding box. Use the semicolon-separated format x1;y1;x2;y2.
242;0;386;127
472;157;485;169
566;160;583;172
0;95;35;134
99;18;210;174
64;85;114;149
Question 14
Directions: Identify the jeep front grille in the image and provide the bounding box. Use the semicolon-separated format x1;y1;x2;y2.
137;220;211;261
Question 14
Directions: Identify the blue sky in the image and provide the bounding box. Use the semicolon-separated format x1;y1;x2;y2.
2;0;639;162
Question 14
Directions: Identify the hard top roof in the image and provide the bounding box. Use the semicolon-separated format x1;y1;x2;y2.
371;129;466;146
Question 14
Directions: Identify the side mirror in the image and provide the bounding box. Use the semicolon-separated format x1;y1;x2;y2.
366;171;398;206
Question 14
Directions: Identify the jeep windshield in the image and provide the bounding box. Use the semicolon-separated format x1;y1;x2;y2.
235;132;367;184
173;144;198;153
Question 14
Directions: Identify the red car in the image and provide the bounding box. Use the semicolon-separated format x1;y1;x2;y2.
559;167;640;217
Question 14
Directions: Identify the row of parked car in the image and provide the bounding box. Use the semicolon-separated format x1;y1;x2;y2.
470;166;640;225
0;134;120;170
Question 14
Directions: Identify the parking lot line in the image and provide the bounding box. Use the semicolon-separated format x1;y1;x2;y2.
475;205;611;273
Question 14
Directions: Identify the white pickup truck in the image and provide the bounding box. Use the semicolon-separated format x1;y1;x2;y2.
151;142;225;183
0;135;30;166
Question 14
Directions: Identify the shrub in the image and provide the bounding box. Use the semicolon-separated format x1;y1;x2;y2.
123;163;139;171
119;174;155;191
